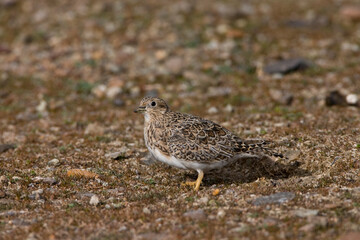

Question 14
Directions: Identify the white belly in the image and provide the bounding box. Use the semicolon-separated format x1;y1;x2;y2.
148;146;258;171
149;148;187;170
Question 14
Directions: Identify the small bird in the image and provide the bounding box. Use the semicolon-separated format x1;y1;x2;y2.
134;97;283;191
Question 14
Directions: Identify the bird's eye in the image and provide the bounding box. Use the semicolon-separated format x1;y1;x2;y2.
151;101;156;107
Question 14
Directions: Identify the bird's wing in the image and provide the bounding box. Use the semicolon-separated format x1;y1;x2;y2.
167;118;247;163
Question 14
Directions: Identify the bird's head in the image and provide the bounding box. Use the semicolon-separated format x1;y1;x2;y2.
134;97;169;118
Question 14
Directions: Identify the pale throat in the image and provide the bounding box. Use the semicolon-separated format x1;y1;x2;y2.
144;112;150;123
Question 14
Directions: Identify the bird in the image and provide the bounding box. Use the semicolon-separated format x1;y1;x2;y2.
134;96;284;191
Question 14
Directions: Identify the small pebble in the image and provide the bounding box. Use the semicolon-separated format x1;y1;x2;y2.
48;158;60;166
263;58;311;75
294;208;319;218
0;144;16;153
92;84;107;98
325;90;347;106
112;203;122;209
346;94;358;105
90;195;100;206
105;151;125;160
143;207;151;214
230;223;250;233
212;189;220;196
12;176;22;181
253;192;295;206
36;100;47;114
32;190;42;196
119;226;127;231
198;197;209;204
224;104;234;113
106;86;122;99
0;175;7;183
29;189;44;200
113;98;125;107
155;50;168;60
42;177;57;185
207;107;218;114
217;209;226;218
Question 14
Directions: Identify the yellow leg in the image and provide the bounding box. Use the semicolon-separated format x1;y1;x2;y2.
182;170;204;191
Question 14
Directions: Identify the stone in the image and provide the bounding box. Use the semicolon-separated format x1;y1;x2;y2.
12;176;22;181
224;104;234;113
113;97;125;107
105;149;127;160
183;209;206;220
29;189;44;200
346;94;358;106
207;107;218;114
263;58;311;75
0;175;6;183
269;89;294;105
42;177;58;185
106;86;122;99
105;151;123;160
325;90;347;107
230;223;250;233
252;192;295;206
0;144;16;153
90;195;99;206
217;209;226;218
294;208;319;218
212;189;220;196
284;150;301;161
155;50;168;60
36;100;47;114
32;177;57;185
92;84;107;98
198;197;209;204
78;192;95;198
48;158;60;166
143;207;151;214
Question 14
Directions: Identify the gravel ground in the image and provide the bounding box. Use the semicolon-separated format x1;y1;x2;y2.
0;0;360;239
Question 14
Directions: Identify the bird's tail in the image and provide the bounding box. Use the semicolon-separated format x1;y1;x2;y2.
241;139;285;158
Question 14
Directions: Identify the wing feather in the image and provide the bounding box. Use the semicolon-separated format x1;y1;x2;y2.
167;117;238;163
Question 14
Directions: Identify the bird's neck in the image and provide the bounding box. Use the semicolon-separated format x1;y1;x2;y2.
144;111;166;127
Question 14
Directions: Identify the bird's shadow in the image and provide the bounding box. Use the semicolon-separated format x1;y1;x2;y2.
185;156;309;186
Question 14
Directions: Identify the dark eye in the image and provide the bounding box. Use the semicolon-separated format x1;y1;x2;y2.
151;101;156;107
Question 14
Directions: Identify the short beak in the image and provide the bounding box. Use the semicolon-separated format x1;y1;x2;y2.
134;106;145;113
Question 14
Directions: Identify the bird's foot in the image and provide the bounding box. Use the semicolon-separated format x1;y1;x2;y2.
181;170;204;191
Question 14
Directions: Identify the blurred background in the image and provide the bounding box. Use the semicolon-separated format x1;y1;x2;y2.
1;0;359;123
1;0;360;239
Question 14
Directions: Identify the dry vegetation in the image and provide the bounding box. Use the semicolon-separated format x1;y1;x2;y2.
0;0;360;239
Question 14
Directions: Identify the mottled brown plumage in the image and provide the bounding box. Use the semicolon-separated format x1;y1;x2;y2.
135;97;283;191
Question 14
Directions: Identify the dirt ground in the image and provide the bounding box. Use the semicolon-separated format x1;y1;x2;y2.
1;0;360;239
